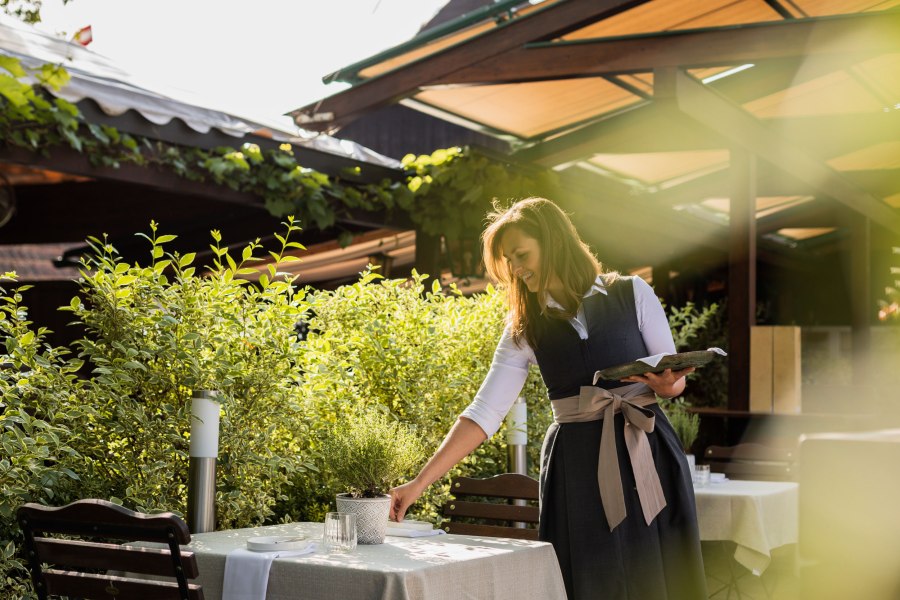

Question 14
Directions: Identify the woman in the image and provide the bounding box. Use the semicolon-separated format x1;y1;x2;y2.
390;198;706;599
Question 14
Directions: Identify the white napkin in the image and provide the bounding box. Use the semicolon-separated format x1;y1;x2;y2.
637;347;728;368
222;544;317;600
386;527;447;538
637;352;670;368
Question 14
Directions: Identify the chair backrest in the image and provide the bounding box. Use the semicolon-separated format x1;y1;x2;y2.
17;499;203;600
442;473;540;540
704;442;796;481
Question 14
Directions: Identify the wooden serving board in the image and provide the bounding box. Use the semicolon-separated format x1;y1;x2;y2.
595;350;721;380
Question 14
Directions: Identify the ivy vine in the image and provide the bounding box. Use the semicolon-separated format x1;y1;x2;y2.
0;58;563;243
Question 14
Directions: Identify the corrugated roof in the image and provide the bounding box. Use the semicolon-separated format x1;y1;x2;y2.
0;15;399;169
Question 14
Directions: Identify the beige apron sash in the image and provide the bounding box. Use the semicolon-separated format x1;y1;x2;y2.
550;383;667;532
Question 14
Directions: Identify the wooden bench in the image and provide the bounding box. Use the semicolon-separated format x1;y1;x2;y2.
18;498;203;600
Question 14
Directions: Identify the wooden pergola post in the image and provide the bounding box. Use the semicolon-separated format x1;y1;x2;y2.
415;229;443;292
727;147;757;413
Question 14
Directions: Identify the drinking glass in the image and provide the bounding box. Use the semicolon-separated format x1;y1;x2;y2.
323;512;357;553
693;464;711;487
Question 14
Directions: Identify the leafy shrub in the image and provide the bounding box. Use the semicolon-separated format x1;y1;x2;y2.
60;221;314;527
281;271;551;523
321;410;425;498
0;276;84;599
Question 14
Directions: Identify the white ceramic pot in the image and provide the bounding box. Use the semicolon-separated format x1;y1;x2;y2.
335;493;391;544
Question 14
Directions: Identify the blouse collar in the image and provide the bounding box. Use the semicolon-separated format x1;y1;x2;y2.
544;274;608;310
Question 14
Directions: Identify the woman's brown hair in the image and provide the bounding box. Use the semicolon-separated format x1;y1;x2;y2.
482;197;610;349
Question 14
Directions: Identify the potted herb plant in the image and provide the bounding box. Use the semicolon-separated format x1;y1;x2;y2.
661;397;700;472
321;410;425;544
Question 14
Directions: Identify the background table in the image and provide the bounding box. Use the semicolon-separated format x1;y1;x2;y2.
695;479;798;575
182;522;567;600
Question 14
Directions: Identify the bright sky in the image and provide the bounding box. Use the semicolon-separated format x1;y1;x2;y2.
34;0;450;131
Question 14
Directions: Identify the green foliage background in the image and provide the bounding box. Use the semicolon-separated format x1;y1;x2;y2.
0;225;554;597
668;301;728;408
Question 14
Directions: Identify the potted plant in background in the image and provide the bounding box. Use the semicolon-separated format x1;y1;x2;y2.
321;410;425;544
661;397;700;473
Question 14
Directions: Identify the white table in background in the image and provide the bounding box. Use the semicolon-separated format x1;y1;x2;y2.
694;479;799;575
182;521;567;600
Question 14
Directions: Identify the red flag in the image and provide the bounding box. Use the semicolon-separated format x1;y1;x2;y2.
73;25;93;46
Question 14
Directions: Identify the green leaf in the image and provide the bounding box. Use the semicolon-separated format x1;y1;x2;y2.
179;253;196;267
37;63;71;91
88;122;110;144
0;56;26;77
0;73;30;107
59;127;83;152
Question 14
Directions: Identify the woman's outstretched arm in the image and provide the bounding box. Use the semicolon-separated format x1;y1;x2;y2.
389;416;487;522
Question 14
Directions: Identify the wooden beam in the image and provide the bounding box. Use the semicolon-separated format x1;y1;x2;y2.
519;108;900;167
515;100;722;165
709;55;857;105
652;165;900;209
670;69;900;235
514;54;880;167
727;148;756;413
764;112;900;161
431;11;900;85
288;0;651;130
756;200;843;235
0;146;261;207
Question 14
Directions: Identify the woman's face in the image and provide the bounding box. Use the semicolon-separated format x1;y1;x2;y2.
499;226;544;294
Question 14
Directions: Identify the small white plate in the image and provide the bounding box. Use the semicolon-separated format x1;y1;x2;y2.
247;535;310;552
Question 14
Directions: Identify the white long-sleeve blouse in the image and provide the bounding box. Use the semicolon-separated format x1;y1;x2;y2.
460;275;675;438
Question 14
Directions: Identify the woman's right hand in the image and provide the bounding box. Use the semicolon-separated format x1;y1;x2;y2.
389;479;425;522
389;417;488;523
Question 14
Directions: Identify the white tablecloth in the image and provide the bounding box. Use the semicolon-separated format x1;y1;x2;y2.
182;522;566;600
695;479;798;575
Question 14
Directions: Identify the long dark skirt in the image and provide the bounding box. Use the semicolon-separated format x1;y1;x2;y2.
539;404;707;600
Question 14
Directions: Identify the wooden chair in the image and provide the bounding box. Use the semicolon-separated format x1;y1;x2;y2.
704;442;797;481
442;473;540;540
17;498;203;600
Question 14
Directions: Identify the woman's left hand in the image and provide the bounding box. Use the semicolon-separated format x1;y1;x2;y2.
622;367;695;399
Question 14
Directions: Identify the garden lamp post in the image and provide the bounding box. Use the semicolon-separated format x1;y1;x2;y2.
506;396;529;528
188;390;220;533
506;396;528;476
